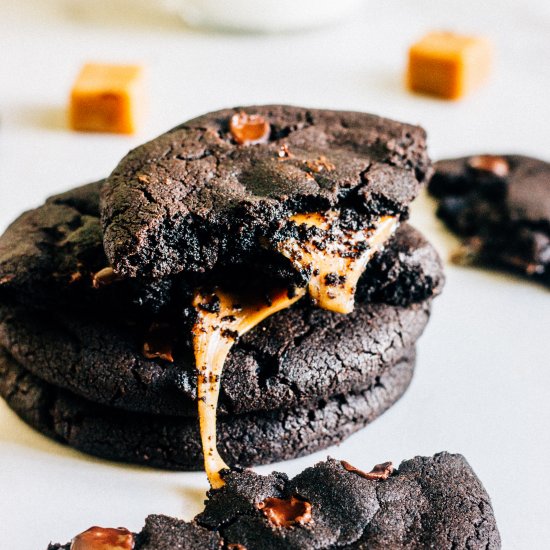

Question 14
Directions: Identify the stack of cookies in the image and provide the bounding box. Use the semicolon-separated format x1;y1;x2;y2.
0;106;443;484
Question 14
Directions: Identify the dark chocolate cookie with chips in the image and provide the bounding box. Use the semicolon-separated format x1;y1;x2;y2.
0;181;173;317
0;295;432;416
101;105;431;279
47;454;500;549
0;347;415;469
0;182;442;316
429;154;550;285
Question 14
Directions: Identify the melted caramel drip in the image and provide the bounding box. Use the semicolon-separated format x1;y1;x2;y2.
191;211;397;488
278;212;398;314
192;287;305;488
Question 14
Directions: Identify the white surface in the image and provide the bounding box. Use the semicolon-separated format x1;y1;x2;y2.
0;1;549;548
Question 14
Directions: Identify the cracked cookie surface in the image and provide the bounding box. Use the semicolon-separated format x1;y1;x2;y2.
0;297;431;417
101;105;432;279
0;347;415;469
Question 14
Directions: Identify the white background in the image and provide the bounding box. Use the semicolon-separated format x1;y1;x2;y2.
1;1;549;548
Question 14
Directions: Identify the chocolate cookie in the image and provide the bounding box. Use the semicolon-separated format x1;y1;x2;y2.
0;297;431;417
429;154;550;285
0;181;170;316
0;182;442;316
0;347;415;469
101;105;432;279
47;454;500;549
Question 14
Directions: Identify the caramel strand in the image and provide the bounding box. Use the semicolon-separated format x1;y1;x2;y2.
192;287;305;488
192;211;397;488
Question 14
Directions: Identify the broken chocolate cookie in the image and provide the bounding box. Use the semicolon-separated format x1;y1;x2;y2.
101;105;432;280
47;453;500;549
0;182;442;316
429;154;550;286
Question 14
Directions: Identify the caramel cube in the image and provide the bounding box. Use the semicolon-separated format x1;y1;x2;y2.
69;63;145;134
407;32;492;100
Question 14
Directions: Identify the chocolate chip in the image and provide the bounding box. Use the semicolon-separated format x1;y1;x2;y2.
341;460;394;480
467;155;509;178
142;322;175;362
91;267;120;289
257;495;312;527
229;112;270;145
71;526;134;550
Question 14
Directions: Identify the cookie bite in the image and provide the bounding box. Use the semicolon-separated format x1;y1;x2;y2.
429;154;550;285
0;106;443;488
47;454;500;550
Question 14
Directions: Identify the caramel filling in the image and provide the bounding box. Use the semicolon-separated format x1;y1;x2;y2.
278;212;398;314
191;212;397;487
192;287;305;488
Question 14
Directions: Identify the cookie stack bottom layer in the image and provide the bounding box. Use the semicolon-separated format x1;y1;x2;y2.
0;345;416;470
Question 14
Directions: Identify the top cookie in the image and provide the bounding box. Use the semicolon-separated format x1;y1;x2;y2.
101;105;431;278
